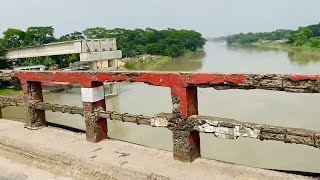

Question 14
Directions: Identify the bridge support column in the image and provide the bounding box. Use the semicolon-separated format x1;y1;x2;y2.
21;81;46;129
81;81;107;143
170;86;200;162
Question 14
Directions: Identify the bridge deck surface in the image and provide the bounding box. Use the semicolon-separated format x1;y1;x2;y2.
0;119;311;180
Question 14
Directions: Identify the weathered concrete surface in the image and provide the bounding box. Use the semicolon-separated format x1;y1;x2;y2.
0;120;312;180
0;155;72;180
4;39;117;59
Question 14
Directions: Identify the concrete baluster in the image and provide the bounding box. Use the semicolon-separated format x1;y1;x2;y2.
21;80;46;129
170;86;200;162
81;81;107;143
0;106;2;119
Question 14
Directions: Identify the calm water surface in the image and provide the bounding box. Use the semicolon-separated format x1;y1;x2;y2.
4;42;320;172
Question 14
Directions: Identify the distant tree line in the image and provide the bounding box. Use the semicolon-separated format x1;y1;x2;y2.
226;22;320;48
207;36;228;42
0;27;206;69
226;29;292;44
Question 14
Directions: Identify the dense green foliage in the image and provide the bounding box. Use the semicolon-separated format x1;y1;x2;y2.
288;27;320;48
82;28;206;57
0;26;206;69
226;22;320;49
226;29;292;44
0;88;22;96
307;23;320;37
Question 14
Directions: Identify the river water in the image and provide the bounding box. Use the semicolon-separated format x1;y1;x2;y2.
4;42;320;173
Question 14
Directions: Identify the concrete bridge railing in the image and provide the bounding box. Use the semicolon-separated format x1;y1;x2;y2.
1;70;320;162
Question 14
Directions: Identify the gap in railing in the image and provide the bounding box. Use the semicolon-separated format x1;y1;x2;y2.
42;83;82;107
106;82;173;151
2;106;25;122
197;88;320;131
41;83;85;130
197;87;320;173
45;111;85;131
200;134;320;174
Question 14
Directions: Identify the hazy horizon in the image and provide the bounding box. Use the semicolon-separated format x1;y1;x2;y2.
1;0;319;38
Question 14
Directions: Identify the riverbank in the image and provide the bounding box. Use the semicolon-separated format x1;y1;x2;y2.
0;85;73;97
123;55;172;70
0;88;22;96
252;41;320;52
227;41;320;62
123;50;205;70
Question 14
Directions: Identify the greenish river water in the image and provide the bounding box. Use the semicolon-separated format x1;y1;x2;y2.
4;41;320;173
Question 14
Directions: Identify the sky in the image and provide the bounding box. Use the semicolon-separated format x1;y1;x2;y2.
0;0;319;38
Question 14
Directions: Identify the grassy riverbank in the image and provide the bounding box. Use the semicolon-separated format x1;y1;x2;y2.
252;41;320;52
0;88;22;96
238;42;320;65
123;49;205;70
124;55;172;70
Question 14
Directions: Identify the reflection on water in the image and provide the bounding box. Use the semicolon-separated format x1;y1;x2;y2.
152;51;205;71
4;41;320;173
227;43;320;67
288;50;320;66
226;43;284;53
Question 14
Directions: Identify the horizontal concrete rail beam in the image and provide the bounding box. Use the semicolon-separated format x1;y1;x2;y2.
1;96;320;150
14;71;320;93
4;39;117;59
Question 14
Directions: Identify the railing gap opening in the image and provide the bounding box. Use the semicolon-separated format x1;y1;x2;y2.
197;87;320;173
197;88;320;131
106;82;172;151
41;83;85;130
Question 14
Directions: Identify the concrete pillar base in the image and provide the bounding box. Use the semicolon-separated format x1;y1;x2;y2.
84;111;107;143
172;130;200;162
22;81;46;129
82;82;108;143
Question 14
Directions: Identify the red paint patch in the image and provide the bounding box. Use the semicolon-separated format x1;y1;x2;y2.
288;75;320;81
188;73;246;85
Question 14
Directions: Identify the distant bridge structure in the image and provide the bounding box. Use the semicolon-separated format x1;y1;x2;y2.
4;39;122;97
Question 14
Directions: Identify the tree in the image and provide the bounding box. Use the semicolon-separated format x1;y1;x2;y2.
307;22;320;37
0;39;5;57
307;37;320;48
160;38;185;57
21;56;54;67
289;27;313;46
83;27;107;39
0;26;206;67
59;31;84;41
24;26;55;46
2;28;26;48
227;29;293;44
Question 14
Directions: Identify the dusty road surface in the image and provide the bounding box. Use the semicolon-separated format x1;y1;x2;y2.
0;155;73;180
0;119;315;180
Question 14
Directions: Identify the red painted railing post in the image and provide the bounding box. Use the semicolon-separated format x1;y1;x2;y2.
21;80;46;129
170;86;200;162
81;81;107;143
